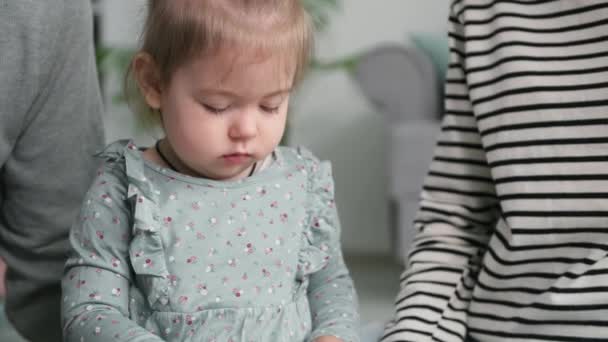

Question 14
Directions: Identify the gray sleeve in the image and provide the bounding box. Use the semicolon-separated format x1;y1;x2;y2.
0;1;104;341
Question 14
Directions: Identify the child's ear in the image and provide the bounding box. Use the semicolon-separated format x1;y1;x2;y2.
133;52;162;109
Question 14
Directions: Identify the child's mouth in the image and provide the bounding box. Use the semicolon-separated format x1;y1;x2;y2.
222;153;251;165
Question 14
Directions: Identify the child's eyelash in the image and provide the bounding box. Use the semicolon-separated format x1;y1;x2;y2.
261;105;280;113
202;103;279;114
203;104;228;114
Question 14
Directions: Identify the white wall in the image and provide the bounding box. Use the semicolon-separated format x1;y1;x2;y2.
100;0;145;47
99;1;450;255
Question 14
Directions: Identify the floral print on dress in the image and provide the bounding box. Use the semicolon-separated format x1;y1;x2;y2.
61;140;360;342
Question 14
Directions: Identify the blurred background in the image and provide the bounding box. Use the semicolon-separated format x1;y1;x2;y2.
1;1;450;340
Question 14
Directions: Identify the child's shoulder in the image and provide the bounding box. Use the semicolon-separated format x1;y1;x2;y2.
275;145;325;166
275;146;334;184
95;138;133;161
92;139;139;181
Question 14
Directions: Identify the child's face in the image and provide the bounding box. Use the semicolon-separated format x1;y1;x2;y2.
159;49;293;181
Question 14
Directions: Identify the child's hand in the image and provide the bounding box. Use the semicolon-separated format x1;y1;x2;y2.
314;336;343;342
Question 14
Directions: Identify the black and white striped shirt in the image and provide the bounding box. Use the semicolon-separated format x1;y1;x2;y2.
382;1;608;341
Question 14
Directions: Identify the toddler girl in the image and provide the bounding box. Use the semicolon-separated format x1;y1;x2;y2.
61;1;359;342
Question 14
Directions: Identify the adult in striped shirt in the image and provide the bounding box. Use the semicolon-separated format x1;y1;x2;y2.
381;1;608;341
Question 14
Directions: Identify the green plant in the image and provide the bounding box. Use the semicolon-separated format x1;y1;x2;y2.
302;0;340;33
96;46;134;103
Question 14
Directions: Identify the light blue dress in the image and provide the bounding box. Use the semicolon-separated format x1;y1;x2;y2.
62;140;360;342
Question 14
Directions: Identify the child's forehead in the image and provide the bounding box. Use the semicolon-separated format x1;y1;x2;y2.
170;53;295;100
182;48;295;84
207;44;294;68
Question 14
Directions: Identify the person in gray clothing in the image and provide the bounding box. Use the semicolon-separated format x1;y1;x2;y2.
0;0;104;340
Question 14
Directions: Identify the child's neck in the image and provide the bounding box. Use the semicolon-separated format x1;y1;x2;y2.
142;139;256;181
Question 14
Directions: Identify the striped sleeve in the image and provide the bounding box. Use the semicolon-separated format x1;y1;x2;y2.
384;0;608;340
381;3;500;342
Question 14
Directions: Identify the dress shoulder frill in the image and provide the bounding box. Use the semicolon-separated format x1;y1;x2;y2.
95;140;172;310
285;147;340;283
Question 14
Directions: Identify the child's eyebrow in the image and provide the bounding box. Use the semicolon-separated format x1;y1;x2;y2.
196;88;292;98
263;88;292;98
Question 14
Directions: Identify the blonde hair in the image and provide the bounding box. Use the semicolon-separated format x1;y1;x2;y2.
126;0;314;129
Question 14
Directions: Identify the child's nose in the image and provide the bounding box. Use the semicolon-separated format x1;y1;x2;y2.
228;113;257;140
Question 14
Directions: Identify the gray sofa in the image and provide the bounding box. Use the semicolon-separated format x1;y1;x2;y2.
352;45;442;263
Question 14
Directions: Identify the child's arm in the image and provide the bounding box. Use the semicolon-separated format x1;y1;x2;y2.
305;160;360;342
61;163;164;342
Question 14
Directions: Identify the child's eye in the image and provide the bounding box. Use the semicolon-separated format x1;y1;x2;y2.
260;105;280;113
202;104;229;114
